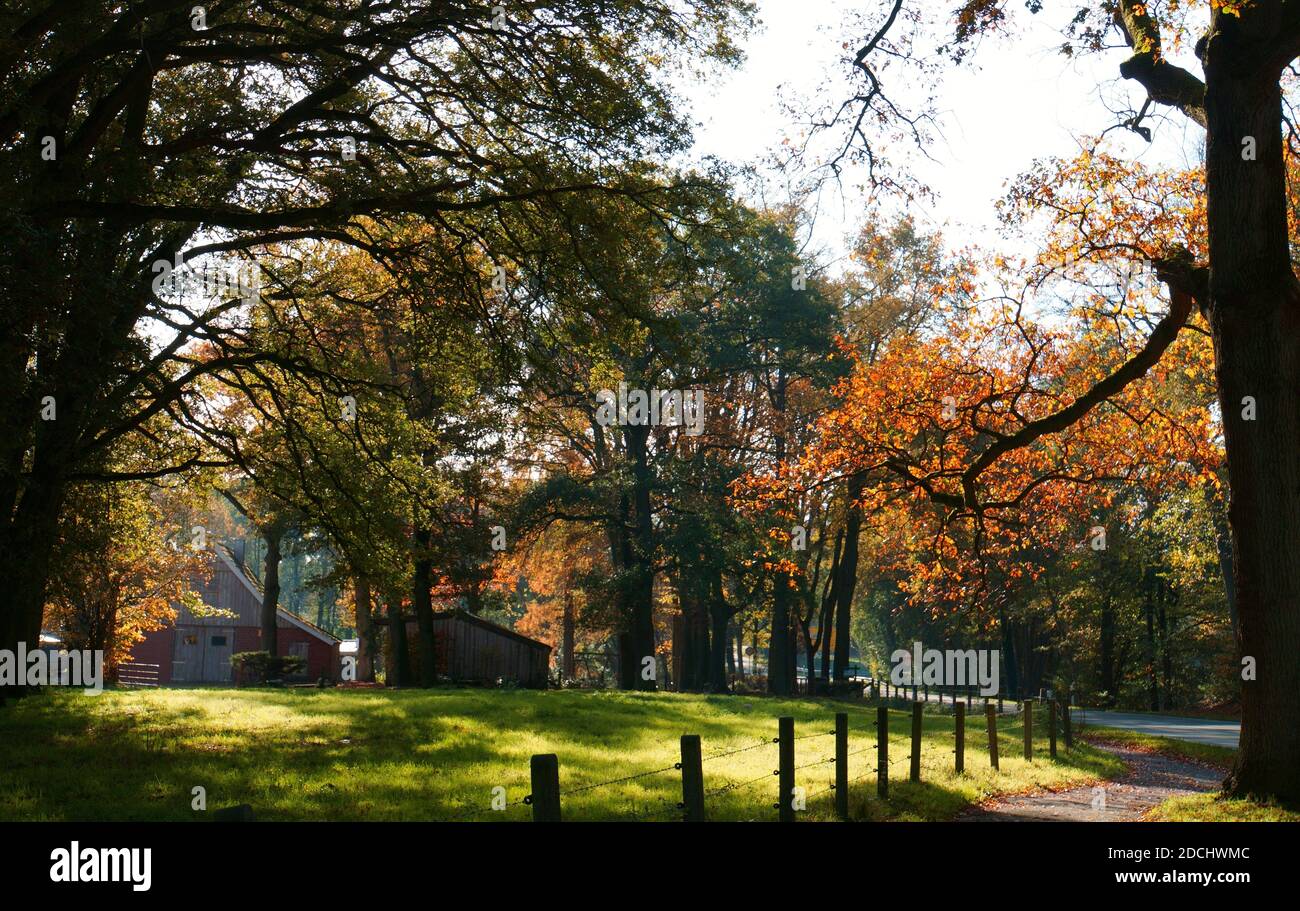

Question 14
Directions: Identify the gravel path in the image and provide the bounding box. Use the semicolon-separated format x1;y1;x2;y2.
955;741;1224;822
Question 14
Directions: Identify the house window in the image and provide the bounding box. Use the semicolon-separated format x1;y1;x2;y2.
211;635;227;647
183;635;198;646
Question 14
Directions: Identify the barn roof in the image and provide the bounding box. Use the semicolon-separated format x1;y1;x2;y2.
433;608;552;653
216;546;341;646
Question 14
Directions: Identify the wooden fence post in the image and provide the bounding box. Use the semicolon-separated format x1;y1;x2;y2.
1049;700;1058;760
213;804;255;821
876;704;889;799
1023;700;1033;761
679;734;705;821
835;712;849;820
1063;700;1073;748
954;702;965;774
909;702;923;783
530;754;561;822
778;716;795;822
985;704;999;770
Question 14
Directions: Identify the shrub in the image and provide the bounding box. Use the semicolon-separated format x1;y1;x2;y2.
231;651;306;685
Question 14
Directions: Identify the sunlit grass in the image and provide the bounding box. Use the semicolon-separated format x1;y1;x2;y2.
1;687;1123;821
1146;793;1300;822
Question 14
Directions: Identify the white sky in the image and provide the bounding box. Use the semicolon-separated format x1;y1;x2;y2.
681;0;1205;265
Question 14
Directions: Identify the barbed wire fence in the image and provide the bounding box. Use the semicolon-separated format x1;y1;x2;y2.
427;697;1071;821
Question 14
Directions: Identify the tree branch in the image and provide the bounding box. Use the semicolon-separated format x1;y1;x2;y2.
1115;0;1208;129
958;262;1200;508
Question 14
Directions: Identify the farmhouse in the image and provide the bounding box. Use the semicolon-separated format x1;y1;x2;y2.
121;547;340;686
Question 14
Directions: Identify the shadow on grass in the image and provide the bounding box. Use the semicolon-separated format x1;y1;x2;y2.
0;687;1126;822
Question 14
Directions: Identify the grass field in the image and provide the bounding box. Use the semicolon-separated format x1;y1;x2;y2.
1144;793;1300;822
0;687;1125;822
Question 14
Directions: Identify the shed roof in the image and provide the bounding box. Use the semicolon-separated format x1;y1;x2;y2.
433;608;552;653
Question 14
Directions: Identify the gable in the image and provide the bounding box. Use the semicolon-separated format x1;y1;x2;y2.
172;547;338;645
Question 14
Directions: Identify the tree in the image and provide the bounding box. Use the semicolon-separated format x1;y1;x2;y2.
45;481;209;677
827;0;1300;804
0;0;753;699
217;486;296;658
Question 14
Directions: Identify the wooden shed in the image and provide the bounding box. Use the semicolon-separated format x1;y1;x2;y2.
402;609;551;689
121;546;340;686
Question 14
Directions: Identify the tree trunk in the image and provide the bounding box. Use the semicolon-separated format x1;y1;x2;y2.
386;594;411;687
708;604;731;694
1099;589;1116;707
616;631;636;689
625;423;658;691
354;577;376;683
766;374;794;696
676;581;705;692
769;575;794;695
1203;45;1300;801
562;592;576;679
800;618;816;694
412;528;437;688
1208;482;1240;641
1158;585;1173;710
1144;569;1160;711
995;595;1017;700
0;469;69;703
833;474;865;681
261;529;282;658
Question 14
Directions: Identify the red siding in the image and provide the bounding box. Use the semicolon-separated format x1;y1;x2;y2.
123;610;340;685
232;625;339;681
123;628;175;684
234;626;261;655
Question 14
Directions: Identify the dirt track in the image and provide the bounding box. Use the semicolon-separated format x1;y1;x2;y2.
955;741;1223;822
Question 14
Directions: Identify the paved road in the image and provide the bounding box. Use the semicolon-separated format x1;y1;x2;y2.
874;693;1241;748
1077;709;1240;748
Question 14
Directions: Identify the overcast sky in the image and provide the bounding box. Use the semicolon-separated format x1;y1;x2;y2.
681;0;1205;265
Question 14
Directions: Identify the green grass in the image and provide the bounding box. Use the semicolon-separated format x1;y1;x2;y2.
1145;793;1300;822
0;687;1123;822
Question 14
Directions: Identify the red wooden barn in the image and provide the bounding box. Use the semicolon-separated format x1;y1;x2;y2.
122;547;340;686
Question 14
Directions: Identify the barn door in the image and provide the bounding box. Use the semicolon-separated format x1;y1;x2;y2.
201;629;233;683
173;630;203;683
